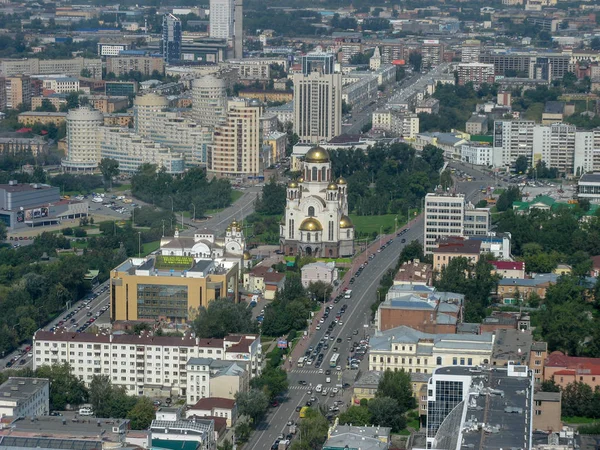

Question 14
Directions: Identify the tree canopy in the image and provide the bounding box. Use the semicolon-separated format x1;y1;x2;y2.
192;298;257;339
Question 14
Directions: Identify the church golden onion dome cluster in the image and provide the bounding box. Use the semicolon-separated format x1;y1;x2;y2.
336;177;347;185
299;217;323;231
339;215;353;229
327;182;338;191
243;250;252;260
288;181;298;188
304;146;330;163
298;176;305;183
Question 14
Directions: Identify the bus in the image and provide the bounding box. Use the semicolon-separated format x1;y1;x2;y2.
329;353;340;368
297;357;306;367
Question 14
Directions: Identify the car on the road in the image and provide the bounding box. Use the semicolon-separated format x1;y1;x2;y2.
270;400;279;407
295;406;302;412
298;380;307;385
336;366;342;371
305;400;312;407
332;347;338;352
325;369;331;375
353;329;359;335
401;238;406;243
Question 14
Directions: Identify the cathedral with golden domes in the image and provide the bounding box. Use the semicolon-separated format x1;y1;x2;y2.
280;146;355;257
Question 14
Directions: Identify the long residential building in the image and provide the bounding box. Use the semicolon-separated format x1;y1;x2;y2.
106;55;165;77
368;325;495;374
493;120;600;175
479;51;570;81
372;110;419;138
32;331;262;397
0;57;102;79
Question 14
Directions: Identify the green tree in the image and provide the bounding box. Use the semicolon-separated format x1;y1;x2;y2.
514;155;529;174
440;169;453;190
376;369;416;411
562;382;593;418
368;396;406;431
127;397;156;429
291;408;329;450
217;439;234;450
409;52;422;72
89;375;113;417
540;380;560;392
235;389;269;425
66;92;80;110
255;177;286;216
250;367;289;401
98;158;120;190
0;222;6;242
36;99;57;112
592;37;600;51
35;362;88;410
306;281;333;302
192;298;256;339
338;405;372;426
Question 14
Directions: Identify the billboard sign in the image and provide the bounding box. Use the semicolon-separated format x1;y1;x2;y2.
24;207;49;221
277;340;288;349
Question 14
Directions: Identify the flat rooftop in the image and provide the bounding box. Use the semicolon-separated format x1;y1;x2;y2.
432;365;532;450
0;378;48;406
0;436;102;450
0;416;128;442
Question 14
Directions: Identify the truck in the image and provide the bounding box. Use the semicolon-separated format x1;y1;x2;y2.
299;406;309;418
344;290;352;299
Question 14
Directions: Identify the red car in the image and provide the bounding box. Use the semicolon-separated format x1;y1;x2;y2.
270;400;279;407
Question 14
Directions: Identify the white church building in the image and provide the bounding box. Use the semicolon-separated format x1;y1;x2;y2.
279;146;355;257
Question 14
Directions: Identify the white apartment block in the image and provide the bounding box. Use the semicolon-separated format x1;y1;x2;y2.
533;123;576;176
494;120;599;176
209;0;234;39
32;331;262;398
98;127;185;174
0;378;50;419
424;193;490;254
372;110;419;139
492;120;535;170
461;40;481;63
293;71;342;144
460;143;493;166
225;58;287;81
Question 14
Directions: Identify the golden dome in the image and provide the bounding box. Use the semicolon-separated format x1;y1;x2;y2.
339;215;353;229
327;182;338;191
298;176;305;183
299;217;323;231
243;250;252;260
305;146;330;163
230;220;238;228
336;177;347;185
288;181;298;188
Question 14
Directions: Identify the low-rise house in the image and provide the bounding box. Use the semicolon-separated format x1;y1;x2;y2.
186;358;249;405
264;272;285;300
544;351;600;390
497;274;557;303
491;260;525;278
301;261;338;288
243;265;286;299
432;237;482;272
186;397;237;427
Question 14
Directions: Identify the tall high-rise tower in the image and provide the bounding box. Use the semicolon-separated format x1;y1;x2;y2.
294;53;341;144
62;106;104;172
161;13;182;64
209;0;234;40
233;0;243;59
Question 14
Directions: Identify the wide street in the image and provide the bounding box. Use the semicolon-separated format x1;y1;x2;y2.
245;167;507;450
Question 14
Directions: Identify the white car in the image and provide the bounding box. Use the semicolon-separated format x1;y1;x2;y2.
336;366;342;371
318;368;324;374
332;388;339;394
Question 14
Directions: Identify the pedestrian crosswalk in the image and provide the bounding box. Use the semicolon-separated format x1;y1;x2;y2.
290;369;324;375
289;385;312;390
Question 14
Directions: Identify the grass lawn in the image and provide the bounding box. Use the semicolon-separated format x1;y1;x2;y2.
63;184;131;197
71;240;88;249
349;214;400;235
562;416;599;424
395;429;411;436
142;240;160;256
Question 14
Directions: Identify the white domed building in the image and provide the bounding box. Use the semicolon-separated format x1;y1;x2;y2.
280;146;354;257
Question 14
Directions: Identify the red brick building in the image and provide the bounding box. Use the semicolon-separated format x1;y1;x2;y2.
544;351;600;389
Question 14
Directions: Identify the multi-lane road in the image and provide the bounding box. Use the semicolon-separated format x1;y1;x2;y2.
246;167;507;450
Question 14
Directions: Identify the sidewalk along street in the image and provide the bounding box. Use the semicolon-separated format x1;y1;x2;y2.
284;216;420;370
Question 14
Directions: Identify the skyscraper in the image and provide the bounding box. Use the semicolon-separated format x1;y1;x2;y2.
233;0;243;59
161;14;182;64
62;106;104;172
293;55;341;143
191;75;227;128
209;0;234;39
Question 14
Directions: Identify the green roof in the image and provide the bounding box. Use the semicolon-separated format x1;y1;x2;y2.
469;135;493;144
512;201;530;211
530;195;556;207
152;440;200;450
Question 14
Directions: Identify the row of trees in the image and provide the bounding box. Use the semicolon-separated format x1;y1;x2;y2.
329;143;445;220
542;380;600;420
2;364;154;429
131;165;233;220
338;370;415;432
